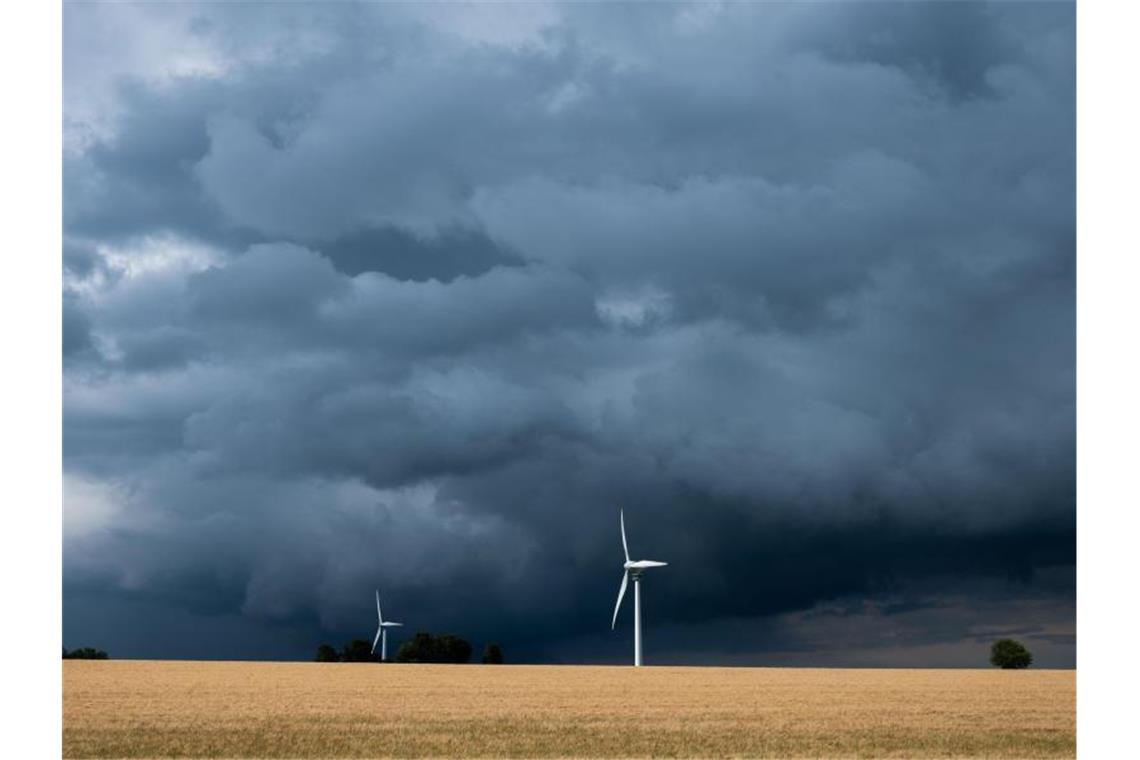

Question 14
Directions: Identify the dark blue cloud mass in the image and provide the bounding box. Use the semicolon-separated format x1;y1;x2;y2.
62;1;1074;666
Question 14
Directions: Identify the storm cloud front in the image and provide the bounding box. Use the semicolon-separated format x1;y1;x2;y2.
63;2;1075;666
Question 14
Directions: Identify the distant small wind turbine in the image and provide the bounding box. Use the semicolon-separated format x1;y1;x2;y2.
611;509;667;666
372;589;403;662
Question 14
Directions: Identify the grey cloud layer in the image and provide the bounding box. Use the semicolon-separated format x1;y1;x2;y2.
63;2;1074;663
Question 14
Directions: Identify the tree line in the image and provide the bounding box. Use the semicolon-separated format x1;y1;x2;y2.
61;637;1030;668
315;633;503;664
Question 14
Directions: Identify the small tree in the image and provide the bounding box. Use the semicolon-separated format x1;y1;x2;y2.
437;634;473;664
315;643;340;662
990;639;1033;669
63;647;109;660
481;643;504;664
396;632;474;663
396;632;436;663
341;639;377;663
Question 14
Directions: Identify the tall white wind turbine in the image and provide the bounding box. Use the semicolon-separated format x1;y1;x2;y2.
372;589;403;662
611;509;667;666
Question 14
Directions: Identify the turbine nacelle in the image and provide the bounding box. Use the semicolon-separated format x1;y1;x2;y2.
624;560;667;571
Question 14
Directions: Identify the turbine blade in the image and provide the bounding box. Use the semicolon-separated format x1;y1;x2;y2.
620;509;630;563
376;589;383;625
371;626;382;655
611;570;629;630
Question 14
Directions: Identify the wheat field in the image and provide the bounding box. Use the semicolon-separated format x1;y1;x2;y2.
63;661;1074;758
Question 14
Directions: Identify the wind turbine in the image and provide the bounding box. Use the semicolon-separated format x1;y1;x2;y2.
371;589;403;662
611;509;667;666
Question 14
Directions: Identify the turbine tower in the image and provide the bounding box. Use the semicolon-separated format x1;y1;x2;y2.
371;589;403;662
611;509;667;666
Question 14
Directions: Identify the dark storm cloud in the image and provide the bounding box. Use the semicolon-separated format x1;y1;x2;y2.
63;2;1074;664
319;226;522;281
62;293;96;359
804;1;1015;98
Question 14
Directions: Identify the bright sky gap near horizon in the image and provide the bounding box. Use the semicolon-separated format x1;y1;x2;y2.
62;2;1075;666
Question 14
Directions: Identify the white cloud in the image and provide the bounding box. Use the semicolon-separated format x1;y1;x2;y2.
63;473;124;540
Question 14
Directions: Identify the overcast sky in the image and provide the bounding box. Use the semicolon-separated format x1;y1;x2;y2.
62;1;1074;667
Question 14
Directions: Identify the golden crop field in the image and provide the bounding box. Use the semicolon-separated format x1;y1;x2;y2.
63;661;1074;759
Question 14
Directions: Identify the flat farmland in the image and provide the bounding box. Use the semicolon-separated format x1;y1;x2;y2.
63;661;1075;758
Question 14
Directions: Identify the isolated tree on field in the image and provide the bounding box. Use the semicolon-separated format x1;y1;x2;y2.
990;639;1033;669
481;643;504;664
314;644;340;662
341;639;377;663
